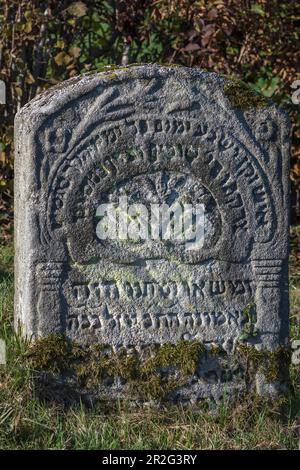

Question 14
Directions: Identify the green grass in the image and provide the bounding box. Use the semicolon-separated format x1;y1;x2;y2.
0;236;299;450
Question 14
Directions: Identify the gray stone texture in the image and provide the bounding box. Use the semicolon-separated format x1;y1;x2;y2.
14;65;290;400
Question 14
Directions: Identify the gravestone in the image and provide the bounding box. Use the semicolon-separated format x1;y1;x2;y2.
15;65;290;402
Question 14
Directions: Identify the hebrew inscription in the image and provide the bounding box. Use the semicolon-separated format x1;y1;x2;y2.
15;65;290;400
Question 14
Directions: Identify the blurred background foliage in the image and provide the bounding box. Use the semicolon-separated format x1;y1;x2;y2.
0;0;299;242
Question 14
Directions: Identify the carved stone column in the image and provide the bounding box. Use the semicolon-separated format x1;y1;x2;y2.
36;262;65;336
251;259;289;395
251;259;289;351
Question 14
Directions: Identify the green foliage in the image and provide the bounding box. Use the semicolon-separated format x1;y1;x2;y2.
0;1;299;230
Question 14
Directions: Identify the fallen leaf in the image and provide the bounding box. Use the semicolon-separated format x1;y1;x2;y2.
67;1;87;18
182;43;201;52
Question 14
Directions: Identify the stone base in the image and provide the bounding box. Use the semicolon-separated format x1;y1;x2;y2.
27;335;290;406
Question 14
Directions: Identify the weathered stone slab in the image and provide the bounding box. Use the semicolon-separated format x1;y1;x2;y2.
15;65;290;402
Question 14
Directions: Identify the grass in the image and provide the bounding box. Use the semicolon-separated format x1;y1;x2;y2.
0;232;299;450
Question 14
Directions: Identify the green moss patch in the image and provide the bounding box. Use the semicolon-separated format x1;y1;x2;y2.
224;78;269;110
26;334;85;374
236;344;290;383
26;335;290;402
81;63;148;77
26;336;205;401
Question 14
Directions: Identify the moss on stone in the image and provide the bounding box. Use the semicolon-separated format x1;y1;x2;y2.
27;336;205;400
224;78;268;110
75;345;139;388
236;344;290;383
239;303;259;341
75;340;205;400
157;62;183;68
81;63;148;77
104;73;118;80
26;335;290;402
26;334;84;374
141;340;205;376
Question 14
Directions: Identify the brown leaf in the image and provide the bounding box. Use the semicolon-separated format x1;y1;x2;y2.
23;22;32;33
67;2;87;18
69;47;81;58
182;43;201;52
25;72;35;84
207;8;218;20
54;52;73;66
